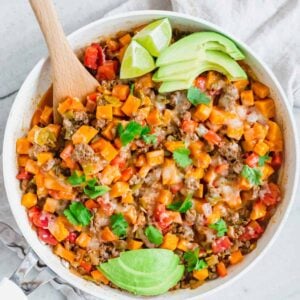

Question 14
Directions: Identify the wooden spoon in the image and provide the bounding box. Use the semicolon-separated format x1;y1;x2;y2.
29;0;99;123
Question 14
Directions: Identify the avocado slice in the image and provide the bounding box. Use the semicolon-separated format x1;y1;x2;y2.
159;79;194;93
156;31;245;66
153;61;231;82
98;249;184;296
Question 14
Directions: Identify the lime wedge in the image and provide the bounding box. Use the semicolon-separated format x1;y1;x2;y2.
134;18;172;57
120;40;155;79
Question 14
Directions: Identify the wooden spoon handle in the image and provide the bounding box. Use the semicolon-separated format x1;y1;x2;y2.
29;0;73;75
29;0;99;123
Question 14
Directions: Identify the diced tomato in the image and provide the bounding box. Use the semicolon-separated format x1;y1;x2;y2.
16;167;32;180
86;98;97;112
271;152;282;169
154;204;173;232
181;120;198;134
260;183;281;206
203;130;222;145
212;236;232;254
84;43;105;70
245;153;259;168
80;261;92;273
97;197;114;216
37;228;58;245
28;207;49;229
195;76;206;91
96;60;118;81
67;232;78;244
121;167;135;182
170;182;184;194
110;155;126;170
239;221;264;241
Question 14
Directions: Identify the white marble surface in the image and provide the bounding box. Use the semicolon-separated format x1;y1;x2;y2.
0;1;300;299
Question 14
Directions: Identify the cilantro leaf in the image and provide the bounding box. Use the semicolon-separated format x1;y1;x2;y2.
64;202;92;226
187;87;211;106
167;194;193;213
209;219;227;237
83;179;110;199
140;126;150;136
241;165;262;185
258;153;270;167
130;83;135;95
142;134;157;145
183;248;208;272
110;213;128;238
67;171;86;186
173;147;192;168
144;225;163;245
118;121;144;146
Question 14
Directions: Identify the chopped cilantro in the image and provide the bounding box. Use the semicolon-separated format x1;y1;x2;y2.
110;213;128;238
173;147;192;168
145;225;163;245
187;86;211;106
258;153;270;166
64;202;92;226
142;134;157;145
83;179;110;199
209;219;227;237
183;248;208;272
167;194;193;213
118;121;146;146
67;171;86;186
241;165;262;185
130;83;135;95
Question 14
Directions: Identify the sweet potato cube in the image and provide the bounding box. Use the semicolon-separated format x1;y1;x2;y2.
16;138;31;154
241;90;254;106
193;268;209;281
193;103;212;122
255;99;275;119
127;239;143;250
40;105;53;125
121;94;141;116
252;81;270;98
76;232;92;248
21;192;37;208
96;105;113;120
112;84;130;101
146;150;164;167
54;244;75;263
110;182;129;198
161;233;179;251
72;125;98;144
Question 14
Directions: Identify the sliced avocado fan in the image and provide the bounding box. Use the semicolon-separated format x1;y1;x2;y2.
156;31;245;66
98;249;184;296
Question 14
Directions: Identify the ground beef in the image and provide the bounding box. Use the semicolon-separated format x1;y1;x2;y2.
144;168;162;186
72;143;95;163
184;177;200;192
169;91;191;113
232;160;243;174
176;224;195;241
218;140;241;161
185;209;197;226
28;144;50;159
92;118;107;130
218;84;239;111
73;111;89;124
63;118;77;140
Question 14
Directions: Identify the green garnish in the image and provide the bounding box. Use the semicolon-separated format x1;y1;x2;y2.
64;202;92;226
110;213;128;238
173;147;192;168
209;219;227;237
118;121;150;146
241;165;262;185
258;153;270;167
130;83;135;94
183;248;208;272
142;134;157;145
67;171;86;186
187;87;210;106
83;179;110;199
167;194;193;213
145;225;163;245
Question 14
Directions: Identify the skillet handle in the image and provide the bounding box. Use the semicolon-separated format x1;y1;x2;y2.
0;277;27;300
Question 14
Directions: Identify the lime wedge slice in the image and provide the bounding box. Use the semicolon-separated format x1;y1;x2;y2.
134;18;172;57
120;40;155;79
